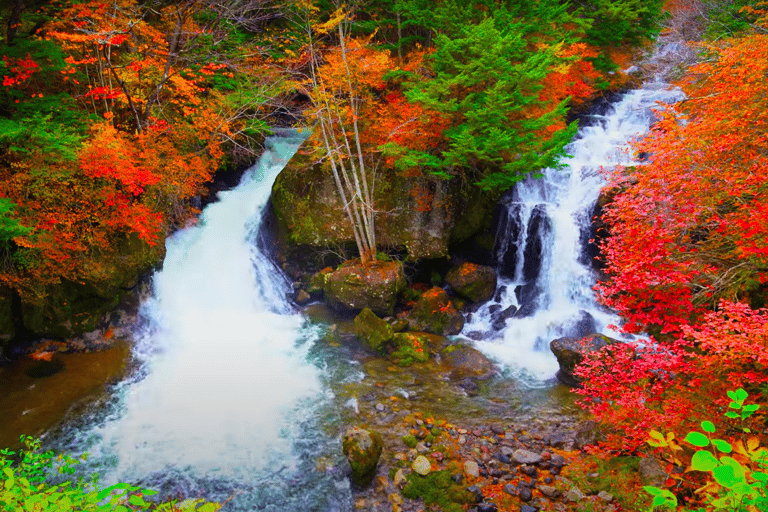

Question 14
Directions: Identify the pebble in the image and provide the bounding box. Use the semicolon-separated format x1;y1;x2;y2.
497;453;511;464
491;425;505;435
520;505;537;512
599;490;615;502
464;460;480;478
512;449;543;465
431;451;444;462
565;486;585;502
412;455;432;475
539;485;559;498
459;435;467;445
416;442;429;453
520;465;537;477
503;483;517;496
477;503;498;512
393;469;407;487
375;403;385;412
518;486;533;502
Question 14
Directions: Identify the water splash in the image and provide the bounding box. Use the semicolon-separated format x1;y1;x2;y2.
465;84;685;386
58;131;351;511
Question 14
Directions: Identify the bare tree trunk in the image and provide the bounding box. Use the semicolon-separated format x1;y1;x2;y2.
303;10;377;264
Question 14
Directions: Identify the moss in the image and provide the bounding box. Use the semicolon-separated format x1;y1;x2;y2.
353;308;394;352
401;434;418;448
402;470;475;512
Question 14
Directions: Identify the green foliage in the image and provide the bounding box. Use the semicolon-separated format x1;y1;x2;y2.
0;436;220;512
0;199;31;248
401;469;475;512
578;0;664;47
405;17;577;191
645;390;768;511
700;0;762;39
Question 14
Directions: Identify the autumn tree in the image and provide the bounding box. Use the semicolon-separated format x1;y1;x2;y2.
576;11;768;481
403;16;578;191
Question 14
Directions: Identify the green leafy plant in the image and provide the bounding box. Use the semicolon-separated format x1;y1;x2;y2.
645;389;768;511
0;435;220;511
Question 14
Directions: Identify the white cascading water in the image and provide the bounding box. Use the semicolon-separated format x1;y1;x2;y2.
59;130;352;511
465;83;685;386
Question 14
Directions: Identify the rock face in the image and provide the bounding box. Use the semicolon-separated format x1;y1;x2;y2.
406;287;464;336
353;308;394;352
322;260;405;316
445;262;497;303
270;156;496;263
549;334;619;386
342;426;384;488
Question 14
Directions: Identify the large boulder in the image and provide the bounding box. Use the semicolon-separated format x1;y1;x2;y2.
342;426;384;488
389;331;443;365
270;155;496;264
406;287;464;336
441;344;496;380
446;262;497;303
323;260;405;316
353;308;394;352
550;334;619;387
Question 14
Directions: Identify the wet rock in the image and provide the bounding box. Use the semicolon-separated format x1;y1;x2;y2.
446;262;498;303
503;483;516;496
518;486;533;502
491;305;517;330
477;503;498;512
512;449;543;465
390;332;433;364
520;465;537;478
406;287;465;335
294;288;311;305
412;455;432;475
549;333;619;387
324;260;406;316
520;505;537;512
442;344;496;381
342;426;384;488
353;308;394;352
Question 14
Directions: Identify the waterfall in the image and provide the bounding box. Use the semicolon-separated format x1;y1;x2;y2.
464;83;685;386
55;130;352;511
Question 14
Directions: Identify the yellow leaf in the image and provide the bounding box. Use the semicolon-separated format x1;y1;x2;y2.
314;7;346;35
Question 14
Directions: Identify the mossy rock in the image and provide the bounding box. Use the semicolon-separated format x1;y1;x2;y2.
405;287;464;335
445;262;497;303
391;332;432;365
402;469;476;512
0;287;14;348
271;154;497;263
342;426;384;488
353;308;394;352
324;260;405;316
20;233;161;338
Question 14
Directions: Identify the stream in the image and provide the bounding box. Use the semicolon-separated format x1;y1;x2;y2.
1;82;683;510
